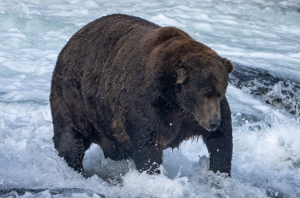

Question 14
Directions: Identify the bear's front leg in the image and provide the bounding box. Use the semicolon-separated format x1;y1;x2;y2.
202;97;233;175
132;139;163;174
125;112;163;174
203;131;232;175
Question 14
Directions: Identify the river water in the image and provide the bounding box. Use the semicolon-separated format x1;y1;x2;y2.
0;0;299;197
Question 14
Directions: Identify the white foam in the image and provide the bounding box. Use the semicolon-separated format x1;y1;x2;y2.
150;13;184;27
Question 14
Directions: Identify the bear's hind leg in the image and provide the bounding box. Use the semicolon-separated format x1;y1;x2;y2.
53;127;92;173
92;134;129;161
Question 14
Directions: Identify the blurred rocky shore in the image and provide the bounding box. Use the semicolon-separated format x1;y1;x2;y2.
230;62;300;117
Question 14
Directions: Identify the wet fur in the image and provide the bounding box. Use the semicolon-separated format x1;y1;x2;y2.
50;14;233;174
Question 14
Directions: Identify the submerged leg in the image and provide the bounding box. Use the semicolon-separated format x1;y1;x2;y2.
125;114;163;174
132;139;163;174
53;127;91;173
92;134;131;161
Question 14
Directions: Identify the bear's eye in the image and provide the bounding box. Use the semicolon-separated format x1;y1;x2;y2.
205;88;213;97
205;88;221;98
206;91;213;98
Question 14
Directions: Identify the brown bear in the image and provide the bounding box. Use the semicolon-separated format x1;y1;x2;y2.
50;14;234;175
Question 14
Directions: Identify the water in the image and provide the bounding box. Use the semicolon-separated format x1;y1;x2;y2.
0;0;299;197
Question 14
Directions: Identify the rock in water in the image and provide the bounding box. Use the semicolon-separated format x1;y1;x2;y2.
230;62;300;116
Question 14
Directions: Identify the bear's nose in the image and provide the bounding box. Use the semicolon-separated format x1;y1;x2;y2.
209;119;221;131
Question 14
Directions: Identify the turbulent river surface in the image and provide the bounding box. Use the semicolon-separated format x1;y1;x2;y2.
0;0;299;197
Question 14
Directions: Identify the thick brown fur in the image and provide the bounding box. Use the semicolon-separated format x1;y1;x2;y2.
50;14;234;175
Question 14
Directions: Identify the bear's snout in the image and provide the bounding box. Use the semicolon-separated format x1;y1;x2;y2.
209;118;221;131
195;113;221;131
194;97;221;131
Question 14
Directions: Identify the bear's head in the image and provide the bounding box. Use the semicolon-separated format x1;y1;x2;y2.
174;54;233;131
143;26;233;131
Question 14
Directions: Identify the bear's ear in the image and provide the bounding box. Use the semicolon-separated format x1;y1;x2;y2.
175;68;188;84
222;58;234;73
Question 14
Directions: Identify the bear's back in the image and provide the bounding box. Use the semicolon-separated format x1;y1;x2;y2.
55;14;159;76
